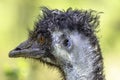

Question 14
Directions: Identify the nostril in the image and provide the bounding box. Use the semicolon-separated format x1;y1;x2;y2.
15;47;21;51
41;47;45;50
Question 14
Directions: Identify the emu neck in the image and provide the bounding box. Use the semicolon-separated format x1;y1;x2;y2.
60;32;104;80
61;49;103;80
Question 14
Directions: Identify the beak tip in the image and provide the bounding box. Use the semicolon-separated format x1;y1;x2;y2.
9;51;14;58
9;50;18;58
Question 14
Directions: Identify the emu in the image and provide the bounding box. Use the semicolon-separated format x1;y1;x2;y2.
9;7;105;80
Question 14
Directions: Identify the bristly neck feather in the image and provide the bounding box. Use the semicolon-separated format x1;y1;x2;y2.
58;32;104;80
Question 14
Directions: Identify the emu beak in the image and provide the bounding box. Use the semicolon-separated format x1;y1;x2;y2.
9;40;45;58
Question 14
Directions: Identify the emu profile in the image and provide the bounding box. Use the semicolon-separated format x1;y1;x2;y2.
9;7;105;80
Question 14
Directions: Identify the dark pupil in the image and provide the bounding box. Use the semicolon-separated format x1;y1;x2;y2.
63;39;69;47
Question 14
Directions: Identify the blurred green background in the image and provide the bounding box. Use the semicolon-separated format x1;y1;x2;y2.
0;0;120;80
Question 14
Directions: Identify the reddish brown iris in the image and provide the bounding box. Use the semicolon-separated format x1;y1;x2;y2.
39;36;45;45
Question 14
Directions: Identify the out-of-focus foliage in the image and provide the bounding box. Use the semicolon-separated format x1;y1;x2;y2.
0;0;120;80
5;68;19;80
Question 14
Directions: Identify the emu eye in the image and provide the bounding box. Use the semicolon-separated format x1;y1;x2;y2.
63;39;72;48
39;36;45;45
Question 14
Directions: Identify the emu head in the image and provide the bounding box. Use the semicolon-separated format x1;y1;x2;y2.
9;7;100;68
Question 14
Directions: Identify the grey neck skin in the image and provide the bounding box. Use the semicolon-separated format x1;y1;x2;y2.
52;31;104;80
